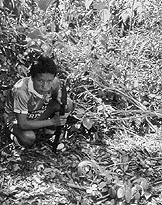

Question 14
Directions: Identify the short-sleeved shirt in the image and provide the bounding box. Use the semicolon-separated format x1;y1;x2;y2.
4;76;60;130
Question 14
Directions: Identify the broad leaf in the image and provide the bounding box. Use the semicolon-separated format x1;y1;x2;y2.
37;0;55;12
125;185;132;203
43;168;52;173
28;29;45;40
120;8;132;23
51;22;56;32
0;73;7;80
85;0;93;10
117;186;125;198
93;1;106;12
144;192;152;200
120;154;129;172
78;160;92;176
108;187;116;199
138;41;148;56
98;181;107;190
100;9;111;23
0;0;3;7
140;178;149;190
134;191;141;201
82;117;93;130
17;65;28;77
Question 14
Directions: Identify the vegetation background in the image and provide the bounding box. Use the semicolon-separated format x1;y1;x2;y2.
1;0;162;204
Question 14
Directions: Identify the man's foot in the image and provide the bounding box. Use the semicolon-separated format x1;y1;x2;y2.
10;133;23;148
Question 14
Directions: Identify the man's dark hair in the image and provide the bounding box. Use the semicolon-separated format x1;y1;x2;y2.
30;55;57;78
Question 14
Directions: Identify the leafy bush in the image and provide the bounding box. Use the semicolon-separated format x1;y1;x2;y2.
1;0;162;134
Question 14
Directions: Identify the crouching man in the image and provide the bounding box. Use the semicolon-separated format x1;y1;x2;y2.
3;55;74;148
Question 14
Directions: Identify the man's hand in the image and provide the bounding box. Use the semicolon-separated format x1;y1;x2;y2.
50;114;67;126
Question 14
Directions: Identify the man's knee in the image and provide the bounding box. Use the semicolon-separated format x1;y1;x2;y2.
18;131;36;148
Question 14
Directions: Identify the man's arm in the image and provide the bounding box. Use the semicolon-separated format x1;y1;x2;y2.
16;113;66;130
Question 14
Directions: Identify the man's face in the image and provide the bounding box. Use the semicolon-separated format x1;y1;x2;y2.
32;73;55;95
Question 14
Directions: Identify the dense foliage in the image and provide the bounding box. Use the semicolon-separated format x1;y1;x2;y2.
1;0;162;204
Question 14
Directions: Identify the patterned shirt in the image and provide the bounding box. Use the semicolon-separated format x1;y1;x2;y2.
4;76;60;129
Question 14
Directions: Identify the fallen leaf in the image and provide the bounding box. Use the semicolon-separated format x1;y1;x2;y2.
117;186;125;198
82;117;93;130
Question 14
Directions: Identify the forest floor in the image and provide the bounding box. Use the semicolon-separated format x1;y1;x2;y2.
1;110;162;205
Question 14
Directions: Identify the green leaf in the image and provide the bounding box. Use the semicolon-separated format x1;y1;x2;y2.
57;143;65;151
82;117;93;130
86;187;93;194
134;191;141;201
100;9;111;23
108;187;116;199
140;178;149;190
78;160;92;176
75;108;85;117
120;8;132;23
98;181;107;190
21;0;26;5
99;56;108;66
44;185;53;193
106;175;113;184
13;164;20;171
0;73;7;80
0;166;3;172
100;39;107;47
155;95;161;100
97;105;103;113
125;185;132;203
50;172;56;178
117;186;125;198
0;0;3;8
133;1;141;10
37;0;54;12
17;65;28;77
144;192;152;200
120;154;129;172
138;41;148;56
51;22;55;32
44;168;52;173
94;1;106;12
101;171;113;184
85;0;93;10
27;29;45;40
